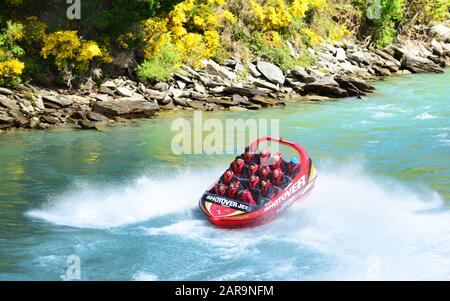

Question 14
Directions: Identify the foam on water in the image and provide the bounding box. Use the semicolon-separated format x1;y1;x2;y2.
26;163;450;280
414;112;436;120
27;170;219;228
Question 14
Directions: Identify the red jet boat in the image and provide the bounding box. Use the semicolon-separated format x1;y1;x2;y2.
199;137;317;228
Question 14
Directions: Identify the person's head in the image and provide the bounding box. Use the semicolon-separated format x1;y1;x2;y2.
250;174;257;182
290;156;299;165
260;147;270;157
235;156;243;165
249;163;257;171
272;154;280;163
229;181;237;189
261;179;268;186
245;147;251;155
261;165;269;175
218;183;227;193
273;168;281;177
225;169;233;176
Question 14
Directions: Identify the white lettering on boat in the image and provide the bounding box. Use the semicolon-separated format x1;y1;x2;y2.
264;175;307;212
205;195;250;211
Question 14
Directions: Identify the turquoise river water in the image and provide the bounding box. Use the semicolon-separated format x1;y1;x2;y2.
0;71;449;280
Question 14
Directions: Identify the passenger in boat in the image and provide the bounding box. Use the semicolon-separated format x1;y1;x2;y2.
286;157;301;179
229;156;246;178
259;164;272;181
242;147;257;165
270;152;287;172
226;181;239;199
260;179;274;200
237;189;257;205
271;168;288;189
247;174;261;190
257;147;271;165
219;169;238;185
210;183;227;196
245;163;259;178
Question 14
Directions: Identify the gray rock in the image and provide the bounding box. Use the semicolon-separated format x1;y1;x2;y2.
29;117;40;129
253;79;279;91
194;82;207;94
94;94;110;102
291;68;316;83
153;82;170;92
318;51;337;63
248;62;262;77
176;80;187;90
335;48;347;62
9;110;28;127
347;51;371;65
430;24;450;42
400;54;443;73
0;96;20;110
256;61;285;85
116;87;133;97
42;95;73;108
251;95;274;107
40;114;60;125
174;73;192;83
0;87;14;95
87;111;109;122
334;75;375;96
204;59;236;81
78;120;102;130
302;78;349;98
93;100;159;118
223;86;266;97
100;80;117;89
431;39;444;56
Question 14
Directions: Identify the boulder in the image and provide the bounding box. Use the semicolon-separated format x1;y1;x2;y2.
93;100;159;118
302;78;349;98
253;79;280;91
400;54;443;73
250;95;274;107
9;110;29;127
40;114;60;125
347;51;371;65
431;39;444;56
42;95;73;108
223;86;266;97
335;48;347;62
0;87;14;96
334;75;375;96
248;62;262;77
87;111;110;122
204;59;236;81
256;61;285;85
290;67;316;83
430;24;450;42
78;120;102;130
0;96;20;110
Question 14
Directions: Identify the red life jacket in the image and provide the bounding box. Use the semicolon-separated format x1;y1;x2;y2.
261;181;272;197
288;163;301;177
248;177;260;190
222;171;234;184
271;170;283;186
243;152;254;164
240;190;256;205
272;155;283;170
232;161;245;177
227;187;238;199
247;164;259;177
259;153;270;165
215;186;227;196
259;165;271;180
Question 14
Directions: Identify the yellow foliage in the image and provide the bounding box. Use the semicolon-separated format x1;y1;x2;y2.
220;10;237;24
0;58;25;77
301;28;325;45
329;24;351;41
41;31;103;71
291;0;309;18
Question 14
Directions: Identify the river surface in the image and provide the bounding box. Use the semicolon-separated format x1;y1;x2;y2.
0;71;449;280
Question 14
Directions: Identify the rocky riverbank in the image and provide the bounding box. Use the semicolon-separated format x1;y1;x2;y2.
1;24;449;133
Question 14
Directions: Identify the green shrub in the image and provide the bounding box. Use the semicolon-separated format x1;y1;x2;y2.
136;43;181;82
